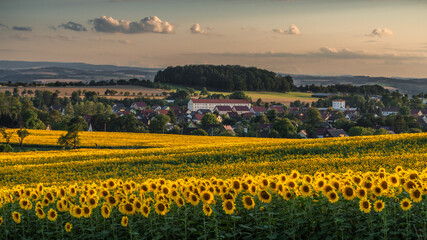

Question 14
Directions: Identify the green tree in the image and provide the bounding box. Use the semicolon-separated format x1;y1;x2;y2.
167;110;177;125
200;87;209;96
305;107;323;126
191;129;208;136
393;115;407;133
149;114;171;133
17;128;30;150
57;124;81;149
273;118;297;138
399;106;410;116
201;113;219;129
0;128;14;144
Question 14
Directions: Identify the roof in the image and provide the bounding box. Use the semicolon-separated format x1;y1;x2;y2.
194;113;204;121
325;129;348;137
214;106;233;111
269;106;285;113
191;99;250;104
333;99;345;102
132;102;146;108
251;106;267;112
227;112;240;118
157;110;169;115
233;106;250;111
113;103;126;108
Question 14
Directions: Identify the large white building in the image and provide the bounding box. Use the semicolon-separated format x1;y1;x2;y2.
332;99;346;110
188;99;251;111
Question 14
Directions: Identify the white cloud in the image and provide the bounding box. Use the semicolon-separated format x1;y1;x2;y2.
370;28;394;37
89;16;175;34
190;24;205;34
273;24;301;35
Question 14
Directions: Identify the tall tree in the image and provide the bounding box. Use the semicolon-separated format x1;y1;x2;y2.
17;128;30;150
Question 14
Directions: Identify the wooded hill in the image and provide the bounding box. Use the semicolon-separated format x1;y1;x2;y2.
154;65;294;92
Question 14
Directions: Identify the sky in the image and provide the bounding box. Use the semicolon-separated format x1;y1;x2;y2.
1;0;427;78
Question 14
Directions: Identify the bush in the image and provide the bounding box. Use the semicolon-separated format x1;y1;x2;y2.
0;144;14;152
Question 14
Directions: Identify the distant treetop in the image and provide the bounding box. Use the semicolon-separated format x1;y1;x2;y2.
154;65;294;92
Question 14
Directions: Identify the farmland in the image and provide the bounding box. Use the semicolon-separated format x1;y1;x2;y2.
0;131;426;239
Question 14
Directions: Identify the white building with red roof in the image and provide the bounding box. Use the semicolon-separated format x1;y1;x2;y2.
188;99;251;111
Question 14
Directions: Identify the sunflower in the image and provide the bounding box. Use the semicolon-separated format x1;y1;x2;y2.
286;180;297;189
299;183;312;197
356;188;367;199
19;198;32;210
101;205;111;218
222;200;235;215
35;207;46;219
362;181;373;190
399;198;412;211
372;186;383;197
0;217;3;226
176;196;185;207
342;186;356;200
203;204;213;216
290;170;300;180
359;199;371;213
68;185;77;197
65;222;72;232
409;188;422;203
47;208;58;221
327;191;339;203
242;196;255;210
331;180;340;191
122;202;136;215
258;190;272;204
282;190;293;200
155;202;167;216
106;195;118;207
82;205;92;218
200;191;214;204
189;193;200;206
323;184;334;193
72;206;83;218
87;197;98;208
315;179;325;190
404;180;416;193
373;200;385;212
133;200;143;212
142;205;151;218
378;180;389;191
231;180;241;191
121;216;128;227
388;174;400;187
12;211;21;224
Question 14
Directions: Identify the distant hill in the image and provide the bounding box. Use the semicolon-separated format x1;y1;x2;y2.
0;60;161;83
286;74;427;96
155;65;294;92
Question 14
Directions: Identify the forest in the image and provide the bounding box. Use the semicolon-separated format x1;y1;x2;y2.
154;65;294;92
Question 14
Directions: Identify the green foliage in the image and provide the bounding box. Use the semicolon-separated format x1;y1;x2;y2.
17;128;30;150
149;114;171;133
0;143;13;152
201;113;219;129
58;124;81;149
155;65;294;92
0;128;14;144
191;129;208;136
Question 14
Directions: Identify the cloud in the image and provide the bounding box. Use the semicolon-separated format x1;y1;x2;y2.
12;26;32;32
11;33;29;40
273;24;301;35
193;47;426;61
190;23;209;34
370;28;393;37
58;21;87;32
89;16;174;34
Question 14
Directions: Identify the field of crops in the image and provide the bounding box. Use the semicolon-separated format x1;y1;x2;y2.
0;130;426;239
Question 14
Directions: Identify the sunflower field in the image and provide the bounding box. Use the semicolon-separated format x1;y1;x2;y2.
0;130;426;239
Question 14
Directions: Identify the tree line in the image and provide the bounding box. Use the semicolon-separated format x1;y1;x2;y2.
154;65;294;92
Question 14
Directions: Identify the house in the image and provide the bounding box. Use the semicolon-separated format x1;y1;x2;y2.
84;115;92;124
323;129;348;138
381;107;399;116
112;103;126;114
197;109;212;114
316;128;328;138
232;106;250;115
213;105;233;115
182;121;198;135
151;105;162;111
216;114;223;123
193;113;204;124
410;110;423;118
332;99;346;110
242;112;254;119
268;106;285;115
227;111;241;120
188;99;251;111
222;125;235;135
250;106;267;116
299;130;308;139
157;110;169;115
131;102;147;110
